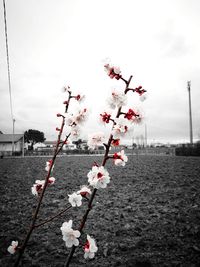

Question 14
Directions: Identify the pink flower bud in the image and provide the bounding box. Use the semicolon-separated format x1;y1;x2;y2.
112;139;120;146
77;186;92;198
7;241;19;254
113;150;128;166
84;240;90;250
100;112;111;123
84;235;98;259
135;86;147;96
48;177;55;185
56;127;61;131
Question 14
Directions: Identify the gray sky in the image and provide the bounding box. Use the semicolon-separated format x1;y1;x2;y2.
0;0;200;144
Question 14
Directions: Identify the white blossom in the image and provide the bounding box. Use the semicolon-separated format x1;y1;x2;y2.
31;180;45;196
65;114;75;126
124;107;144;125
131;114;143;124
87;166;110;189
113;150;128;166
104;63;121;79
84;235;98;259
77;185;92;197
45;160;54;172
112;118;128;138
60;220;80;248
31;177;55;196
87;132;105;150
65;108;88;126
68;192;82;207
70;125;81;141
7;241;18;254
107;89;127;109
73;108;89;125
48;177;55;184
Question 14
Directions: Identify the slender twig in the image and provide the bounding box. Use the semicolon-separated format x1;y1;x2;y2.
64;75;132;267
14;92;72;267
120;76;128;84
34;205;72;228
56;133;71;156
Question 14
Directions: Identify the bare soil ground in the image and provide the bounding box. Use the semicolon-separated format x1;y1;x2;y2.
0;155;200;267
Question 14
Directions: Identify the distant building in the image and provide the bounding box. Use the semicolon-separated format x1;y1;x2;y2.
34;141;77;152
33;141;56;152
0;134;24;156
80;140;88;150
44;140;56;148
63;143;77;150
33;142;47;150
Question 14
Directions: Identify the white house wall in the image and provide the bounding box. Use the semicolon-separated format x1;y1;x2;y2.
0;141;22;153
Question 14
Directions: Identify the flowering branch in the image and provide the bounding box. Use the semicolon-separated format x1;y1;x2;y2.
13;88;83;267
8;61;147;267
64;73;133;266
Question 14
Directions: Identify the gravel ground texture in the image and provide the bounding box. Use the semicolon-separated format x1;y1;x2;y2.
1;155;200;267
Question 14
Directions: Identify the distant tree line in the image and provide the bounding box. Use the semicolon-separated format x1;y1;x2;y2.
175;142;200;156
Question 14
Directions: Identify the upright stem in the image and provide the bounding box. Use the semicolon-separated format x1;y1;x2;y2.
14;93;72;267
64;75;132;267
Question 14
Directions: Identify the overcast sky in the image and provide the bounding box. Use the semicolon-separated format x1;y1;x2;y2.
0;0;200;144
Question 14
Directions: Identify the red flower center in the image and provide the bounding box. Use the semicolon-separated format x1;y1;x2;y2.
84;240;90;250
97;172;103;179
112;139;120;146
124;109;138;120
80;191;88;197
113;153;122;160
36;184;43;192
48;179;53;185
100;112;111;123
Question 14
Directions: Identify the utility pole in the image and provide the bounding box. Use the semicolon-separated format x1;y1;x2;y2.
187;81;193;145
22;133;24;157
12;118;15;155
145;124;147;147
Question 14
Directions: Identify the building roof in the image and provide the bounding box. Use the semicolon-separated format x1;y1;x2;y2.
44;141;56;145
0;134;24;143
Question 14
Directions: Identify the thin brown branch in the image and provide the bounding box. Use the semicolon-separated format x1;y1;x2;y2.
34;205;72;228
14;92;72;267
65;75;133;266
120;76;128;84
55;133;71;156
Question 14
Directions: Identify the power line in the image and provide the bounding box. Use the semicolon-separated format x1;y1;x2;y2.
3;0;15;155
3;0;14;121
